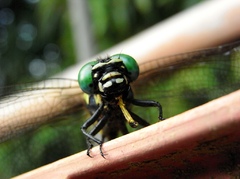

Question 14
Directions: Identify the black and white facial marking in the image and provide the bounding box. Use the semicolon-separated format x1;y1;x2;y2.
92;57;130;98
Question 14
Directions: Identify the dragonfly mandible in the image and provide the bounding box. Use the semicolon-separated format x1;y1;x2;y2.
0;41;240;177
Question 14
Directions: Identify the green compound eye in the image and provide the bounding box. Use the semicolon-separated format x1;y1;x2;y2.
78;61;98;94
110;54;139;82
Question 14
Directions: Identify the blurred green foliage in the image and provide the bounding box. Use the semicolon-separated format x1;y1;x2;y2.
0;0;206;178
89;0;202;50
0;0;75;87
0;0;203;87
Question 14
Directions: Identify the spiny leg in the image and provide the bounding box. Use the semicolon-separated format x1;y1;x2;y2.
130;98;164;120
81;102;104;157
128;110;150;127
86;139;93;156
88;114;109;158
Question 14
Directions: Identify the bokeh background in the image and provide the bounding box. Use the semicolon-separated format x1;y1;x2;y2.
0;0;202;87
0;0;213;178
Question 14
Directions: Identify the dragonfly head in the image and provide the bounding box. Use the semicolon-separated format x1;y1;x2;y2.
78;54;139;98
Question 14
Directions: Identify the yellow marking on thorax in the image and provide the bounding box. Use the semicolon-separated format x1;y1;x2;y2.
94;94;102;105
83;93;102;105
83;93;90;104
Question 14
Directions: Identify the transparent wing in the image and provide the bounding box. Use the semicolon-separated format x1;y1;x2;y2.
133;41;240;120
0;78;84;142
0;78;88;178
1;41;240;178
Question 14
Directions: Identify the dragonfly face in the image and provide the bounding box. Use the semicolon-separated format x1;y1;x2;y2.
78;54;163;157
1;41;240;176
79;54;138;98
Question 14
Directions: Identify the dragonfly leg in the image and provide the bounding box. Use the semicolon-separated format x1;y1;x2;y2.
81;102;105;157
86;139;94;157
130;99;164;120
128;110;150;127
88;114;109;158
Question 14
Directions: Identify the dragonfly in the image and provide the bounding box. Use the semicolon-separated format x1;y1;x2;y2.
78;54;163;157
0;41;240;178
